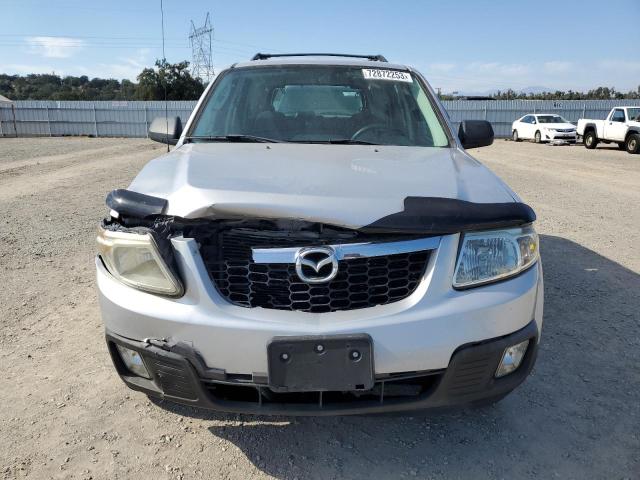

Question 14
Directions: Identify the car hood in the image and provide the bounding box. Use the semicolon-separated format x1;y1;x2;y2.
128;143;517;228
541;123;576;130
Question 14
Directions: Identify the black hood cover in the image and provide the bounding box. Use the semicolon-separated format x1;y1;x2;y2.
360;197;536;234
105;190;535;234
106;189;168;218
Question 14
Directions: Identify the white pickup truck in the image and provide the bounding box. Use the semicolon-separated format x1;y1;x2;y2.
577;106;640;154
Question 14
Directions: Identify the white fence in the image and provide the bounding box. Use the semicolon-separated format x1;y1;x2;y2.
2;99;639;138
443;99;640;137
0;101;196;138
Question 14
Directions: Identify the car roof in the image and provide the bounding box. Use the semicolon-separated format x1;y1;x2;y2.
232;56;411;71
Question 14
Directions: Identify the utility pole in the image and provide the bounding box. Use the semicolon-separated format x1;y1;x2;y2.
189;12;214;83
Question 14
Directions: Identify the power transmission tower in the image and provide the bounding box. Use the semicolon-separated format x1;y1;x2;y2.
189;13;214;83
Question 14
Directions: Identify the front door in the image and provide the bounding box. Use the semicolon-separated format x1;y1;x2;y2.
606;109;628;142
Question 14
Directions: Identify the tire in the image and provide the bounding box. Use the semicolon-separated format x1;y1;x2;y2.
534;130;541;143
512;130;520;142
584;130;598;149
626;133;640;154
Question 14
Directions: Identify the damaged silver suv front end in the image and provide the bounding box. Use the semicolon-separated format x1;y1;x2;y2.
96;54;543;415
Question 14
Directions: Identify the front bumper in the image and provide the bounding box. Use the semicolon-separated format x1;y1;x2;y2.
97;232;544;414
106;319;539;415
544;131;577;141
97;234;543;375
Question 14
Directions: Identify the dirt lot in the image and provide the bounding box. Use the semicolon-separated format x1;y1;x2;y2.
1;138;638;479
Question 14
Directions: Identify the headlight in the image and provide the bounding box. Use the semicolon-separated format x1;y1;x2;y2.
97;227;183;296
453;225;538;288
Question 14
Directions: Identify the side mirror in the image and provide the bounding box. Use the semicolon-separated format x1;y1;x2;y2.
458;120;494;149
149;116;182;145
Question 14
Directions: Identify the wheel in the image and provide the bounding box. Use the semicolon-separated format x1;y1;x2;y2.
512;130;521;142
626;133;640;154
534;130;541;143
584;130;598;149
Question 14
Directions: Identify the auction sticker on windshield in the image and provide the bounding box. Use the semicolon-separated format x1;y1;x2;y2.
362;69;413;82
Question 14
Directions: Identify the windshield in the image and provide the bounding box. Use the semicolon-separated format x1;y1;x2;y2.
189;65;449;147
537;115;570;124
627;108;640;121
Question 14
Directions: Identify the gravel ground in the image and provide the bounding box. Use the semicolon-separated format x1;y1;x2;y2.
0;137;638;480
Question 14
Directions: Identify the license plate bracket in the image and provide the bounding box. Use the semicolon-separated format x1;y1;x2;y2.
267;334;374;393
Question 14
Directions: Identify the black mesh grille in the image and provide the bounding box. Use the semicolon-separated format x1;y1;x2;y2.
196;227;430;313
201;371;442;406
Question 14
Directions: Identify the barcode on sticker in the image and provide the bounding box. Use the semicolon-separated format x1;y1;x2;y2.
362;69;413;82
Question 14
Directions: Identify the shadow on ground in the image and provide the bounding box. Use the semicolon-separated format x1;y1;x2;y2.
153;235;640;479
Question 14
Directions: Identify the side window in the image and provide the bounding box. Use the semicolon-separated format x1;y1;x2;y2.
611;109;626;123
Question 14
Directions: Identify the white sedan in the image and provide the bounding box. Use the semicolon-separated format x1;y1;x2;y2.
511;114;577;143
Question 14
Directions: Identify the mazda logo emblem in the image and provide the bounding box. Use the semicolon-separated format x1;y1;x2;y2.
295;247;339;284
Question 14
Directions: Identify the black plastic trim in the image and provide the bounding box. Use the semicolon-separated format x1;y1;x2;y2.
106;189;167;218
361;197;536;235
102;193;535;252
251;53;388;62
266;334;375;392
105;320;539;416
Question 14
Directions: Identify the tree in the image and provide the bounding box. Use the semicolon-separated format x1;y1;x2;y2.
136;60;205;101
0;60;205;101
0;64;637;101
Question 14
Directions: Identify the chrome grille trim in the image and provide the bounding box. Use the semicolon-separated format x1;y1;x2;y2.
252;236;441;264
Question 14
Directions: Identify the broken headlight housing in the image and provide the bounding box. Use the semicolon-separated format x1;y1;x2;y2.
97;227;183;297
453;225;538;288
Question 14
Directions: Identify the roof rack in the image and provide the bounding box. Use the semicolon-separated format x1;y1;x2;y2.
251;53;388;62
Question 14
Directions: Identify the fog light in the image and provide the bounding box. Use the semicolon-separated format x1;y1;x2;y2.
116;344;151;378
495;340;529;378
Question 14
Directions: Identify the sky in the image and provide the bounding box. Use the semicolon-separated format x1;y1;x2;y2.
1;0;639;94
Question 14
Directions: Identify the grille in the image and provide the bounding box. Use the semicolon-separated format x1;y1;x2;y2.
196;227;430;313
202;371;443;407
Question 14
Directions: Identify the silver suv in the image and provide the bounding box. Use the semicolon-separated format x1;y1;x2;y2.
96;53;543;415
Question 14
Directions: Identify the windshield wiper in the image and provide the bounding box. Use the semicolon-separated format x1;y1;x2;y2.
184;134;283;143
288;138;381;145
327;138;381;145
